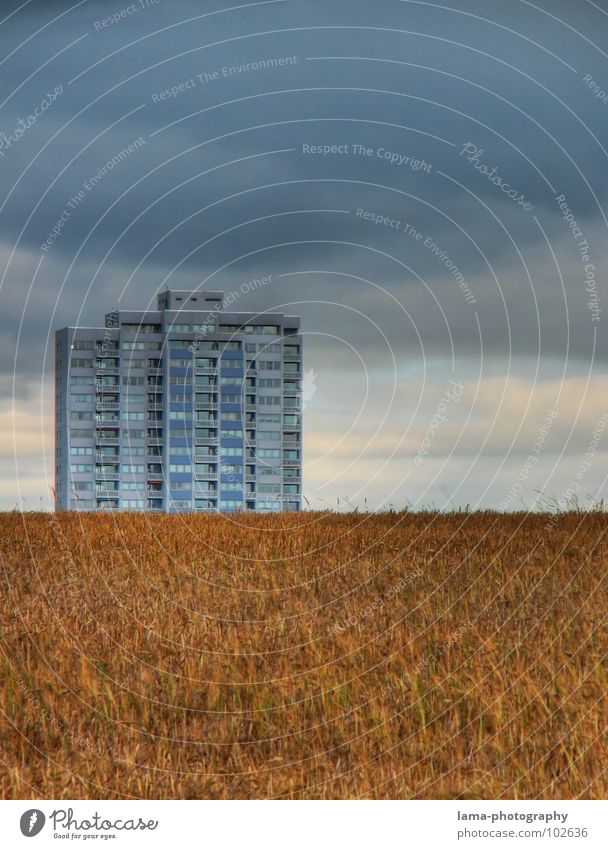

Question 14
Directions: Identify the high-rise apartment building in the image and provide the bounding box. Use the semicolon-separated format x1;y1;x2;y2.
54;289;302;512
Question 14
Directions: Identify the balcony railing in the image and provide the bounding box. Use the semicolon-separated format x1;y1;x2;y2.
95;437;119;446
195;437;219;446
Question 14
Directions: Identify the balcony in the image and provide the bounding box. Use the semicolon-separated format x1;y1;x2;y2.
147;487;163;497
194;472;218;481
95;383;120;392
194;402;217;411
195;437;219;446
96;366;119;376
95;437;119;446
193;489;217;498
95;452;119;462
148;437;163;446
195;368;217;376
96;401;119;411
148;403;164;411
96;347;119;357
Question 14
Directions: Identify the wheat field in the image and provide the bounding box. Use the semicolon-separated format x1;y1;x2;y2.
0;509;607;799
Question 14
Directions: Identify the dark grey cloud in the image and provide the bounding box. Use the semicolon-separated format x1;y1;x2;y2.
1;0;607;508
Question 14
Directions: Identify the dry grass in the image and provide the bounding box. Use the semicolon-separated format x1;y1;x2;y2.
0;509;607;799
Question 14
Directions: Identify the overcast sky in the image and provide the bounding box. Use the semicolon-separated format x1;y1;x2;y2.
1;0;607;511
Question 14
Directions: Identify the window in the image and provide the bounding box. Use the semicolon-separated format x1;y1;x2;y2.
73;480;94;491
70;358;93;368
283;415;299;426
122;342;146;350
196;358;217;369
122;499;146;509
125;358;146;368
170;358;192;368
70;429;93;438
220;464;243;474
195;499;216;509
258;360;281;370
220;499;242;509
259;378;280;388
122;412;145;421
122;429;146;439
257;501;281;510
221;412;241;422
122;482;145;491
121;465;145;474
221;429;243;438
72;340;94;350
220;377;242;386
259;396;281;406
221;359;242;368
259;431;280;440
257;449;280;458
258;483;280;493
123;376;145;385
284;450;299;460
283;484;299;494
260;413;281;424
220;447;243;457
195;464;217;475
170;375;192;385
121;323;161;333
169;340;191;349
124;394;145;404
171;481;192;491
70;376;94;386
71;411;93;421
169;464;192;473
70;464;93;473
170;324;191;332
245;344;256;353
125;446;145;456
170;447;192;456
70;394;92;404
284;362;300;372
284;345;300;355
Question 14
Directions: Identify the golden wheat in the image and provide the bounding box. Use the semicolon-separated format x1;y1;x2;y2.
0;510;606;799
